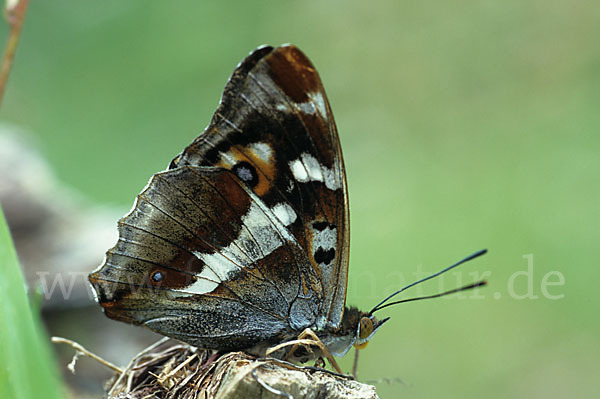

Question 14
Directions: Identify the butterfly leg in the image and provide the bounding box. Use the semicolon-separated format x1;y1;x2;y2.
293;328;344;375
265;329;344;374
352;347;359;379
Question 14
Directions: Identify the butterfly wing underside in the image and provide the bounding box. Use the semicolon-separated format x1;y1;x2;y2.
89;45;349;350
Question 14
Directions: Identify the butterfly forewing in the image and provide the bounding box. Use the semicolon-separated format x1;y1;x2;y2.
171;45;350;329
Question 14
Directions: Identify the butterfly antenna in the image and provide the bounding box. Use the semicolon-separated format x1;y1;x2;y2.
368;249;487;315
371;280;487;312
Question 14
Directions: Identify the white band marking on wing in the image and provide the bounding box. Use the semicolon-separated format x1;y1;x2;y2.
179;199;293;295
288;153;341;190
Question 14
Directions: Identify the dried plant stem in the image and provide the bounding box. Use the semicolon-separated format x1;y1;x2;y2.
51;336;123;374
0;0;29;108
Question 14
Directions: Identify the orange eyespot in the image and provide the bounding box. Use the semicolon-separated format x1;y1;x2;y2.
359;316;374;340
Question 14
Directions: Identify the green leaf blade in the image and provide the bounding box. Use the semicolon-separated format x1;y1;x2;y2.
0;207;63;399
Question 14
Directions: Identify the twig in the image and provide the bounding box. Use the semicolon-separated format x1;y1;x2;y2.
0;0;29;108
162;353;198;381
51;336;123;374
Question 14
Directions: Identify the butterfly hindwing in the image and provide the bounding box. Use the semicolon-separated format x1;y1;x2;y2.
92;165;324;349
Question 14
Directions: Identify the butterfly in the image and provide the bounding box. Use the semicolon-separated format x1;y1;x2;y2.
89;45;486;374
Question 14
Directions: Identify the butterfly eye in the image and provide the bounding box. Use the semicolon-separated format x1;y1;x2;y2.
232;161;259;188
150;270;164;283
359;316;374;340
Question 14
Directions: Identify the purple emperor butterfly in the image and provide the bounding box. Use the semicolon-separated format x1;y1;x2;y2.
89;45;486;373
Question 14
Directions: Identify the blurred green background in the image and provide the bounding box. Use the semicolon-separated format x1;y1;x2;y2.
1;1;598;398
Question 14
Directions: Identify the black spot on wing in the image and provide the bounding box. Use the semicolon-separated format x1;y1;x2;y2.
312;221;334;231
314;247;335;265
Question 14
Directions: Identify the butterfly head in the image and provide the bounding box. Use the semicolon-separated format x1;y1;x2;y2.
324;306;389;357
354;314;390;350
350;309;390;351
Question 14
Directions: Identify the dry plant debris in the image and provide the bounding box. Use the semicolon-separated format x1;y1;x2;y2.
93;339;378;399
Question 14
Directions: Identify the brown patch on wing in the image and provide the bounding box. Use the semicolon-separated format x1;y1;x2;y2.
265;46;320;104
